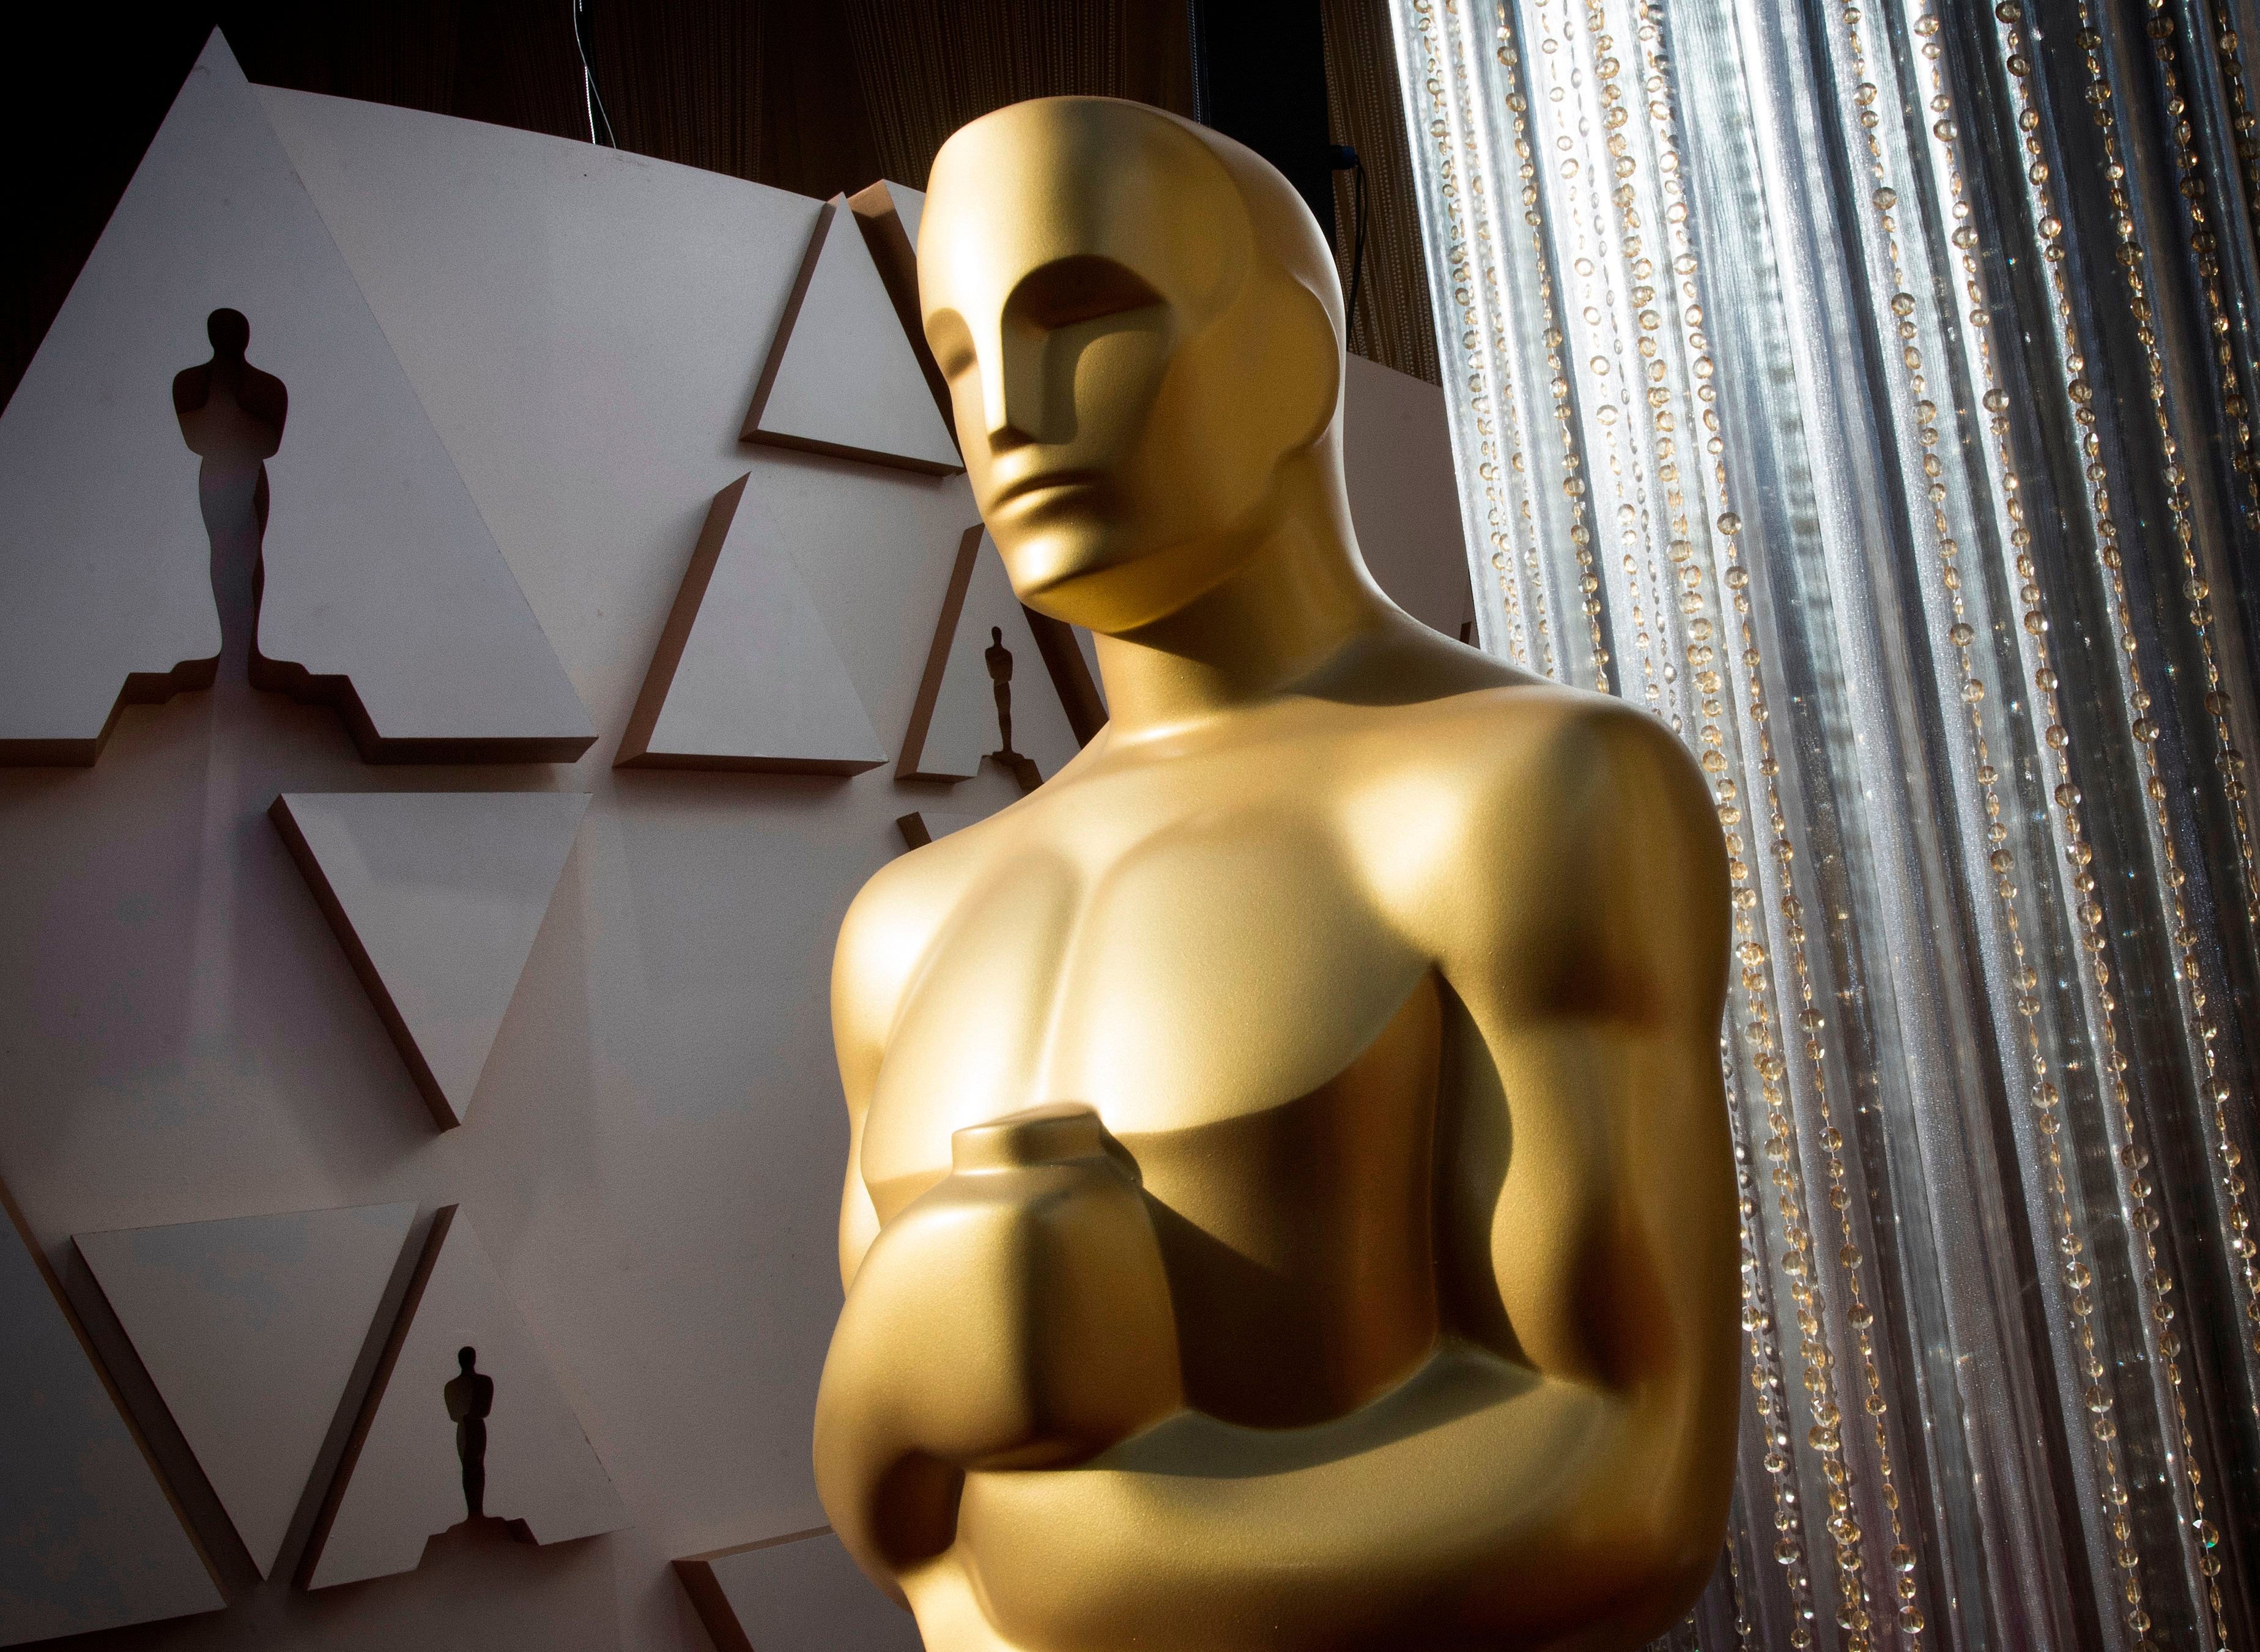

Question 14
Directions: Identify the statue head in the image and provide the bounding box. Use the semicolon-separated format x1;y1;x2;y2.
207;307;251;358
458;1346;478;1373
921;98;1346;635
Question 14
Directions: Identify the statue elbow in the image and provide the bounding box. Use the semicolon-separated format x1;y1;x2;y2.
1613;1455;1735;1631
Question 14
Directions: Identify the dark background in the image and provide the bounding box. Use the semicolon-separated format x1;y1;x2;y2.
0;0;1437;413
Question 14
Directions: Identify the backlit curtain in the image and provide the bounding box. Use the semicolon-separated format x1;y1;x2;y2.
1387;2;2260;1649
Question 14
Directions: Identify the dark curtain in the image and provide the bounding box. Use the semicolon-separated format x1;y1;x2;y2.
3;0;1438;410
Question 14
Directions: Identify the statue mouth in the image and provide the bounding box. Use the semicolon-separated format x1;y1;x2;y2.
993;469;1103;509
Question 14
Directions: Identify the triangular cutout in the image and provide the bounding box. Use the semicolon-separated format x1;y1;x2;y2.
741;198;962;475
270;791;590;1127
675;1527;919;1652
898;528;1082;783
617;476;887;774
0;32;592;766
846;179;950;429
75;1203;418;1579
1;1182;226;1644
303;1208;627;1590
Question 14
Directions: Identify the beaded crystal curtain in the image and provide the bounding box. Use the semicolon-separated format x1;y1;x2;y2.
1387;1;2260;1648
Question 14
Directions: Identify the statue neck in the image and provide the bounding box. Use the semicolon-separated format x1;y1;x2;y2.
1091;465;1394;743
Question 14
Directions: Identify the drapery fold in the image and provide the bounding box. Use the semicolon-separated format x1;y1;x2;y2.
1388;1;2260;1647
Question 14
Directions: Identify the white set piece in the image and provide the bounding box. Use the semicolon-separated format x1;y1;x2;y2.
675;1527;922;1652
617;475;889;774
845;179;949;427
0;32;591;765
898;527;1082;783
1;1188;225;1645
741;198;962;475
303;1207;627;1589
75;1202;418;1577
270;791;591;1128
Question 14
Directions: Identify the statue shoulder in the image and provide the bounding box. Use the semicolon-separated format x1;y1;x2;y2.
831;812;1007;1064
1376;683;1726;955
1425;681;1712;821
834;842;950;1065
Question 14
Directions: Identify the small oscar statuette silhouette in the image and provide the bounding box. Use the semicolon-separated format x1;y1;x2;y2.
985;626;1041;794
174;308;287;684
444;1346;494;1524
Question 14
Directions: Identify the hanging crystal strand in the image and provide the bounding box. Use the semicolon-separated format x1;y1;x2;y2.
1724;1525;1759;1652
2160;0;2260;541
2198;0;2260;254
1725;1026;1823;1648
1491;4;1606;688
1662;0;1988;1639
1557;0;1915;1637
1387;0;1544;668
1475;10;1563;683
1563;0;1686;735
2043;7;2250;1644
1434;0;1539;670
1668;169;1887;1648
1824;0;2208;1646
1689;0;2106;1635
1454;0;1579;683
1673;7;1936;1646
1626;1;1930;1642
2134;0;2260;961
2124;0;2260;1450
1829;1;2165;1644
1517;0;1672;716
1979;0;2260;1456
1710;425;1886;1652
2174;0;2260;552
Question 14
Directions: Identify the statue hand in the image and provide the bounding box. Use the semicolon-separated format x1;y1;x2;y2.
821;1105;1183;1469
815;1105;1184;1574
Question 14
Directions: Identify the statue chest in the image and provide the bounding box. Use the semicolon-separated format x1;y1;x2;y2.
859;802;1446;1420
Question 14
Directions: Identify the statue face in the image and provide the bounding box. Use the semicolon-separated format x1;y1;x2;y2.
921;100;1337;634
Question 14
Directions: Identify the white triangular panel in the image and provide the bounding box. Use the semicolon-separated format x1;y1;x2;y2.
75;1203;417;1577
676;1527;919;1652
899;530;1080;783
270;791;590;1127
1;1189;224;1645
618;476;887;774
742;199;961;475
0;33;591;765
877;183;923;249
844;179;948;429
305;1209;626;1590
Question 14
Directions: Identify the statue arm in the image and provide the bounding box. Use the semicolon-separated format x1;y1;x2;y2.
1449;694;1739;1632
829;867;931;1289
954;695;1738;1650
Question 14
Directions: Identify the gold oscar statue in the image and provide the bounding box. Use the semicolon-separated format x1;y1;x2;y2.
815;96;1738;1652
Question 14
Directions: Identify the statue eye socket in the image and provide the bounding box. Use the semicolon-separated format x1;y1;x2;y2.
925;311;976;380
1010;256;1165;332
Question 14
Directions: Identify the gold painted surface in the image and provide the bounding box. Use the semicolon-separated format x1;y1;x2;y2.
813;97;1737;1651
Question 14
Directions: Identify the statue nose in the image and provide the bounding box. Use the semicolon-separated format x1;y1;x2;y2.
979;320;1056;450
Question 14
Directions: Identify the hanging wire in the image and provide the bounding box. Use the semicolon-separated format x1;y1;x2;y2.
1349;154;1368;345
571;0;616;147
1329;143;1368;352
